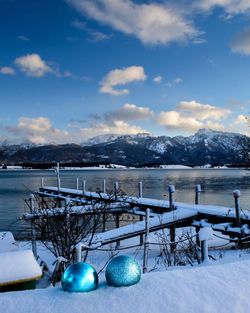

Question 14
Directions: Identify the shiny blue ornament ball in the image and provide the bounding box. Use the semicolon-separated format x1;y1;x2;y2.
105;255;141;287
61;262;98;292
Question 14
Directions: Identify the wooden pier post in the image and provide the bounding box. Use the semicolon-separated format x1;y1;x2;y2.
114;181;119;201
195;184;201;205
168;185;175;210
82;180;86;195
76;177;79;190
168;185;176;253
65;198;71;257
30;194;37;259
195;185;202;248
143;208;150;273
201;239;208;263
195;226;201;249
56;162;60;195
75;243;83;263
138;181;143;198
138;181;144;245
199;227;213;263
102;212;107;232
139;215;144;245
233;190;241;227
41;177;44;188
103;179;106;193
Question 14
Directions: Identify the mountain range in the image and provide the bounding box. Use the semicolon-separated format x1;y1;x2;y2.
0;129;249;167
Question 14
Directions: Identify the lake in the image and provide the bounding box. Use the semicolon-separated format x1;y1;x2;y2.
0;168;249;237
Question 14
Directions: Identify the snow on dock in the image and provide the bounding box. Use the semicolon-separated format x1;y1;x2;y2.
91;208;197;247
38;186;171;209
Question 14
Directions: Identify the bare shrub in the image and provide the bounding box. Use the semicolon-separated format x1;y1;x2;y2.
155;228;201;268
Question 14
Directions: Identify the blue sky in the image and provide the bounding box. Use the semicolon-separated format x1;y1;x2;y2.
0;0;249;144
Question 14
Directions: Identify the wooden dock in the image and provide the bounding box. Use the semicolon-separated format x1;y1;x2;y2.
30;184;250;246
21;177;250;270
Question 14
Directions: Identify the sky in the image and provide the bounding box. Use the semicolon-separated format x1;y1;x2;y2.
0;0;250;144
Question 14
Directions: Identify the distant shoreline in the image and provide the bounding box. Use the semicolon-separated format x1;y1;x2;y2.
0;166;249;171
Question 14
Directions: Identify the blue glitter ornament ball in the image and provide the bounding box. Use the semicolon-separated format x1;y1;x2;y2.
61;262;98;292
105;255;141;287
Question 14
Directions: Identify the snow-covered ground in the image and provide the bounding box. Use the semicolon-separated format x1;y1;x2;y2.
1;254;250;313
1;232;250;313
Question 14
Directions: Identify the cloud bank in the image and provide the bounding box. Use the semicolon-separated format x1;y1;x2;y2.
3;101;248;144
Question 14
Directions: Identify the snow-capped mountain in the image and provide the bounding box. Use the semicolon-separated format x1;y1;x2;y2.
81;134;120;146
81;133;152;146
0;129;249;166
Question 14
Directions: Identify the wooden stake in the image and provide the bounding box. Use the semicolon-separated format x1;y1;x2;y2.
30;194;37;259
75;243;83;263
82;180;86;195
139;215;144;245
168;185;175;210
139;181;143;245
103;179;106;193
114;181;119;201
201;240;208;263
233;190;241;227
195;184;201;205
56;162;60;195
143;208;150;273
102;213;106;232
138;181;143;198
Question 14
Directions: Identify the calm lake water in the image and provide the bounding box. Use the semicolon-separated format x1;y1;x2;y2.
0;168;249;237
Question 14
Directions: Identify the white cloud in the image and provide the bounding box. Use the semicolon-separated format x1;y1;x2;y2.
0;67;15;75
67;0;200;45
7;117;69;144
15;54;53;77
104;103;154;121
153;76;162;83
176;100;231;121
156;100;230;133
157;111;204;131
196;0;250;14
100;66;146;96
231;28;250;55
